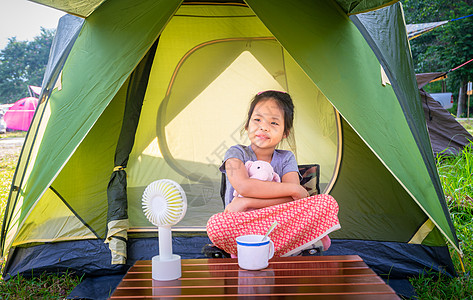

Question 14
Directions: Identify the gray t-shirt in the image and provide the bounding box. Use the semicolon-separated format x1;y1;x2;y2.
219;144;299;207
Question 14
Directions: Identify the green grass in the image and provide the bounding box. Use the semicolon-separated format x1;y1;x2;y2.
0;271;82;300
408;142;473;299
0;131;27;139
0;153;15;223
458;120;473;135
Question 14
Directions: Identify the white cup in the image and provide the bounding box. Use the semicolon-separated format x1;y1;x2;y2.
236;235;275;270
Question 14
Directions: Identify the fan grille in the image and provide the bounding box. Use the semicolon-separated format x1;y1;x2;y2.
142;179;187;226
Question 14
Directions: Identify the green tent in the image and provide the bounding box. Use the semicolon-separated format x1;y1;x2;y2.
1;0;459;297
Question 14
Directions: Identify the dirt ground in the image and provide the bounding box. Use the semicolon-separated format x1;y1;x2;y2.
0;137;24;159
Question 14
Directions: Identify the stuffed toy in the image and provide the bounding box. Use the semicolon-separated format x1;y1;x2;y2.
233;160;281;197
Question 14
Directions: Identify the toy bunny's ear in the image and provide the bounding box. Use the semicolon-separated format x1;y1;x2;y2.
245;161;254;169
273;172;281;182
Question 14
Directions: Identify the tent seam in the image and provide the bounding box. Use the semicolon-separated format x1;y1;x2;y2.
49;186;101;239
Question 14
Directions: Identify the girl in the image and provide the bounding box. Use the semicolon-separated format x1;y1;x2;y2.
223;90;308;212
207;91;340;257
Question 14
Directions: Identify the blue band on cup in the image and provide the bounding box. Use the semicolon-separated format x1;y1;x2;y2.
237;240;269;247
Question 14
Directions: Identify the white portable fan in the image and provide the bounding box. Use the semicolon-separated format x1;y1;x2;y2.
142;179;187;281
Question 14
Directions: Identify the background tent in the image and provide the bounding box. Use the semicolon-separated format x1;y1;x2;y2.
406;13;473;40
28;85;42;97
1;1;459;298
417;72;473;155
407;21;449;40
3;97;38;131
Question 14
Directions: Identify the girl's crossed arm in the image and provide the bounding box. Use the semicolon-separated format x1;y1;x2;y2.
224;158;309;212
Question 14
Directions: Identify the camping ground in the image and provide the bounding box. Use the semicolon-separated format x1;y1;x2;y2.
0;131;81;298
459;120;473;135
0;129;472;298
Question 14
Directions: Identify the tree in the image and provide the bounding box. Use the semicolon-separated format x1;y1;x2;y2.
0;28;55;104
402;0;473;116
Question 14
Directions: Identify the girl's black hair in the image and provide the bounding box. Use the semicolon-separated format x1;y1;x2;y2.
244;90;295;138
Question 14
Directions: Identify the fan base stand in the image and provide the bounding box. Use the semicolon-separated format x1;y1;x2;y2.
152;254;181;281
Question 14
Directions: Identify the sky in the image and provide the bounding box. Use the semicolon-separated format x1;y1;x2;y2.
0;0;65;50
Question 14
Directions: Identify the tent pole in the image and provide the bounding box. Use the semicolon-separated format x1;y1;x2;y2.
467;94;470;123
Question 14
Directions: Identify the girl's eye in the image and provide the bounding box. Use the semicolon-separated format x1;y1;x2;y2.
253;118;260;122
271;122;279;126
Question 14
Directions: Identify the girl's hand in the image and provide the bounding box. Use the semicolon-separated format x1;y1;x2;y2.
224;197;248;213
292;184;309;200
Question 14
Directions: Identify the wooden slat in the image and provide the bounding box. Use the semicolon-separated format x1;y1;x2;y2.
124;269;376;280
131;261;369;272
116;275;386;288
121;270;379;284
110;295;399;299
133;255;365;266
110;256;400;299
110;285;398;298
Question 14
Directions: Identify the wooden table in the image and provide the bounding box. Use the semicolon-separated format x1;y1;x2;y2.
110;255;400;299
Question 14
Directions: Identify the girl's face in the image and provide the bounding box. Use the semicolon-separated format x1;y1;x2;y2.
247;98;286;151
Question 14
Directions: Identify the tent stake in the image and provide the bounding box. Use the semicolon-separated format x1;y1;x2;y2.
457;251;466;274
